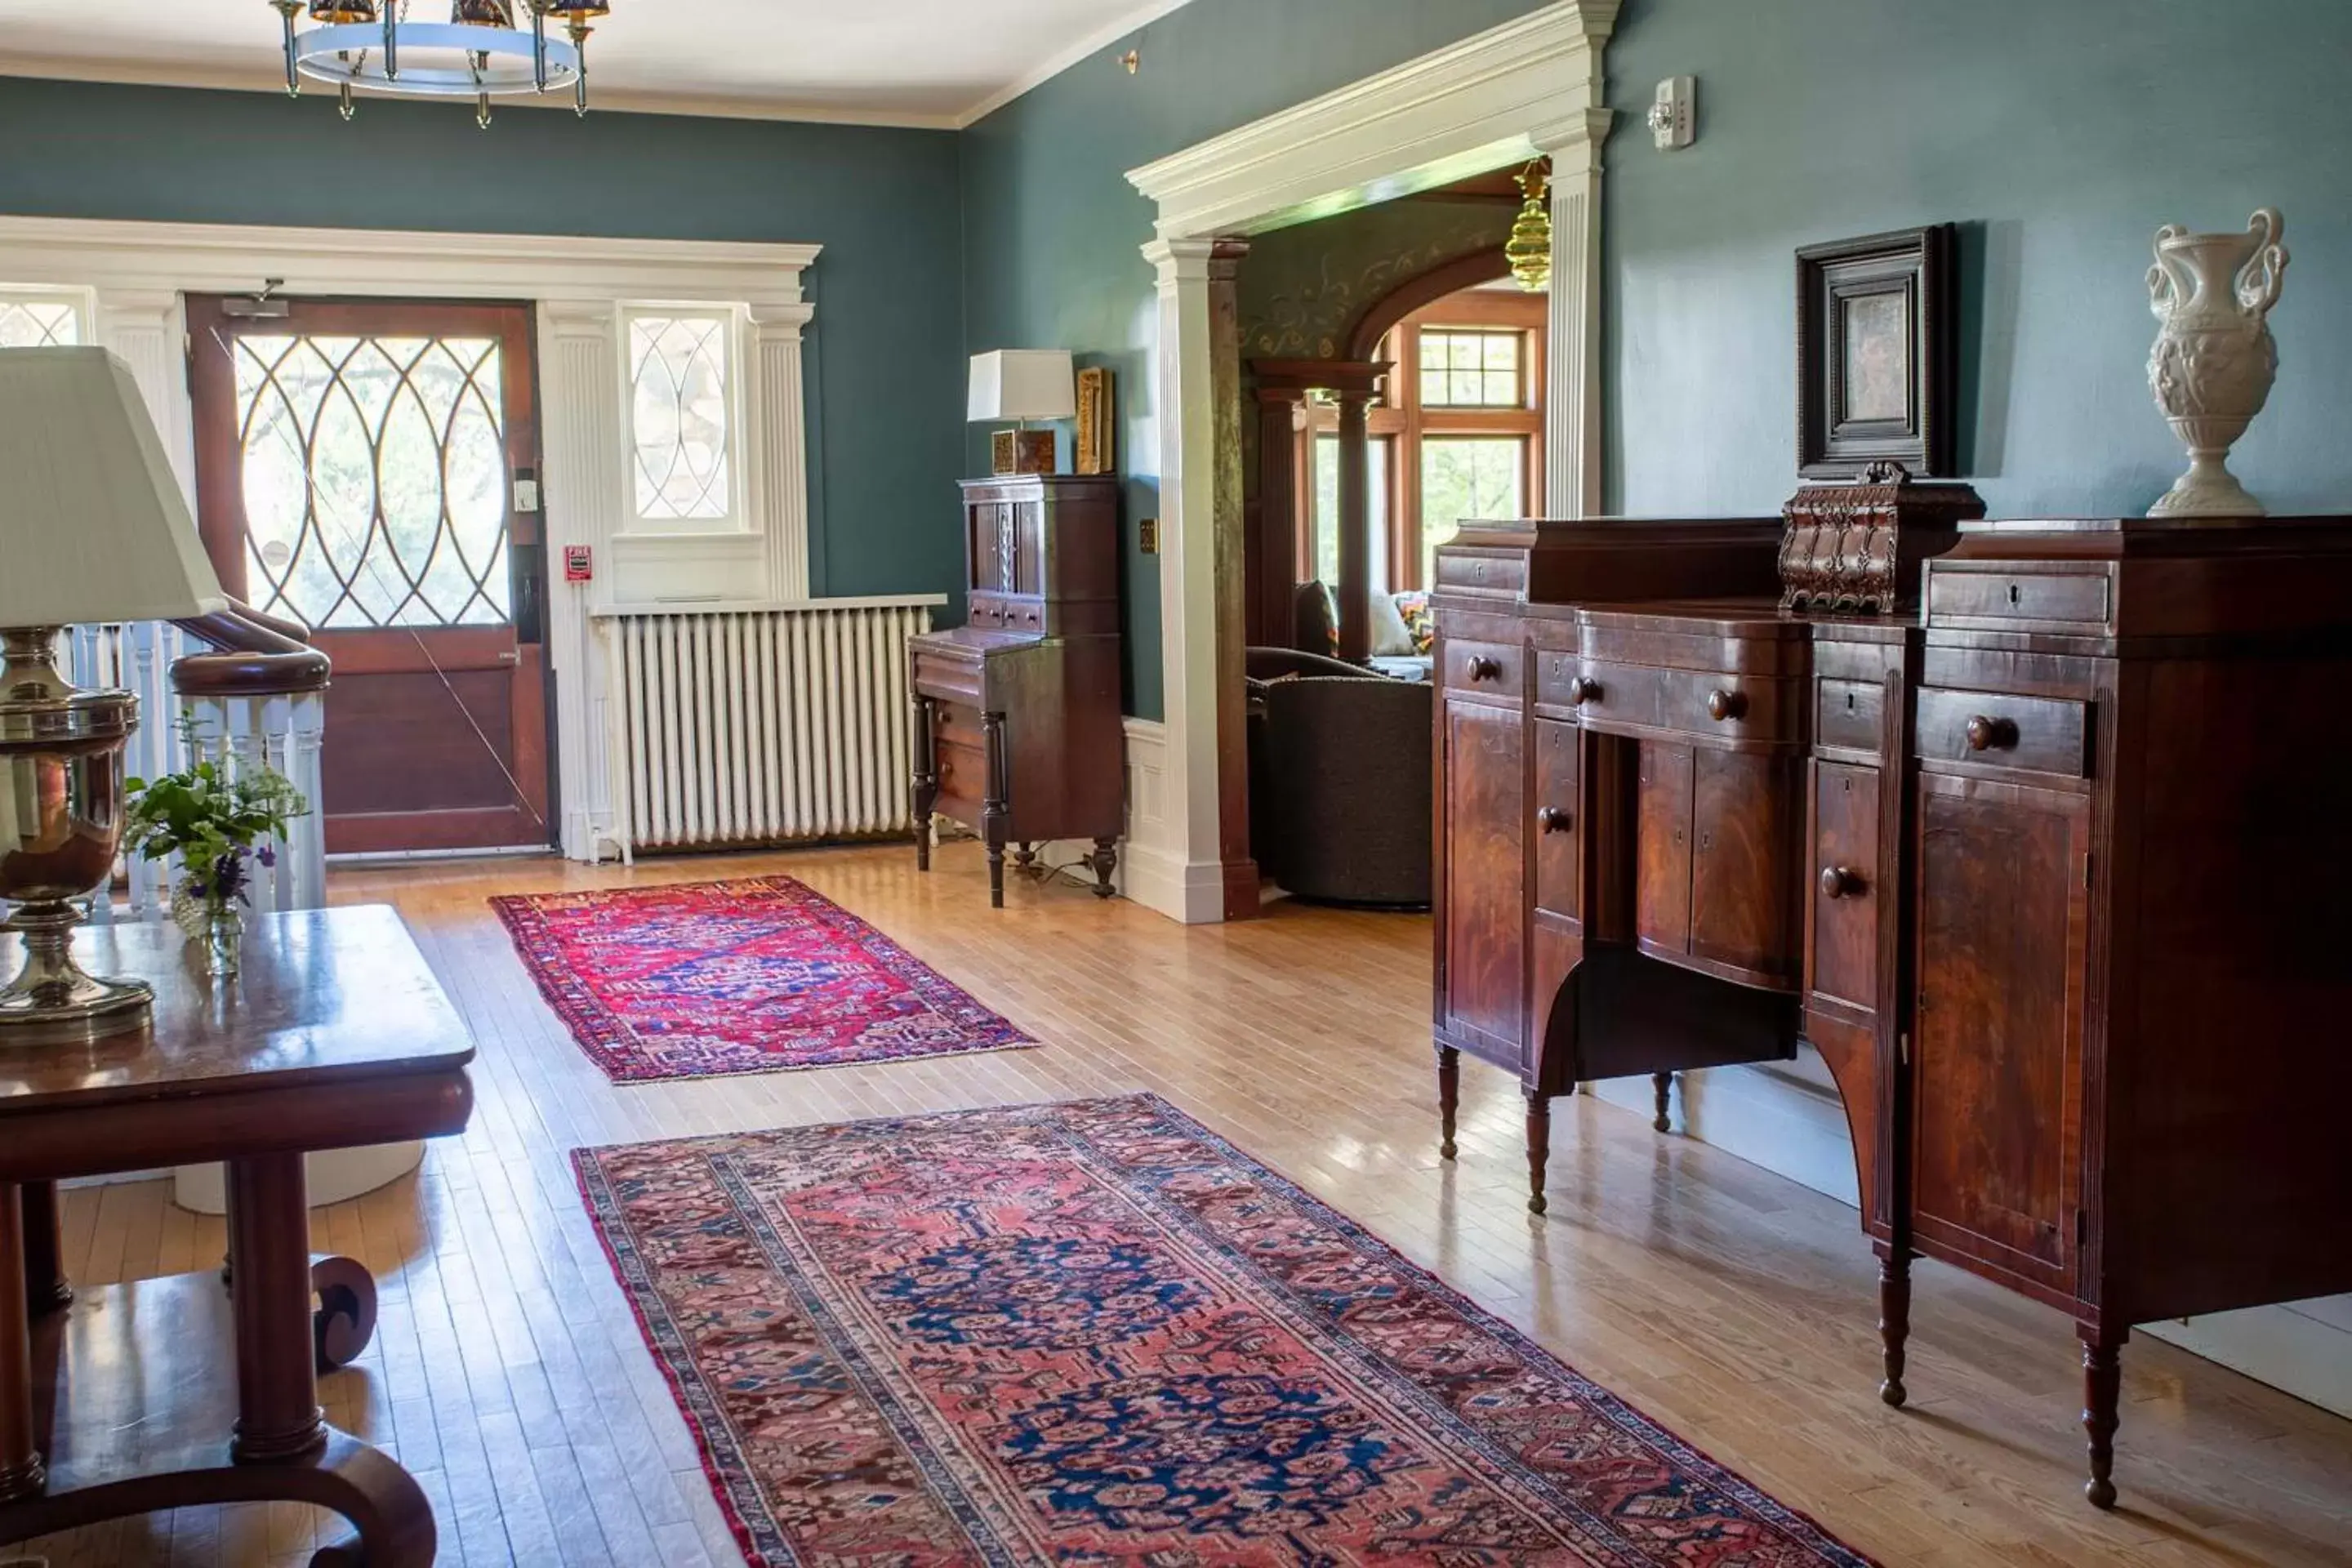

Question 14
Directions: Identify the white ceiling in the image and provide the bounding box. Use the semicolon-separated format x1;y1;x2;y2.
0;0;1195;127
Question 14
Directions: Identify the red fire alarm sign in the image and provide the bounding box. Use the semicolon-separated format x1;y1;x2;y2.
564;545;593;583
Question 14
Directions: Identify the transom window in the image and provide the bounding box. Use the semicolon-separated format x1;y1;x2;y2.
1419;328;1523;408
626;310;738;527
0;292;84;348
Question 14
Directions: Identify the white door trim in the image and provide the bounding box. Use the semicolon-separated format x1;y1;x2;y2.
0;215;822;862
1120;0;1618;923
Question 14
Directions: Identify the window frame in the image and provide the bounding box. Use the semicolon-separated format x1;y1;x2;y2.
1294;284;1546;593
0;286;93;348
617;302;751;536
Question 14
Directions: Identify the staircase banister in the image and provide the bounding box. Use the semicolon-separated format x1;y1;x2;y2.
171;597;332;697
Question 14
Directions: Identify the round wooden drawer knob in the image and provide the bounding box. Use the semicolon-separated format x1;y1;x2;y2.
1820;865;1864;899
1707;688;1748;722
1965;715;2017;751
1463;654;1502;683
1537;806;1573;835
1567;675;1601;705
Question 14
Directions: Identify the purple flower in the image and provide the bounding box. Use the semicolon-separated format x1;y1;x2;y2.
257;843;278;870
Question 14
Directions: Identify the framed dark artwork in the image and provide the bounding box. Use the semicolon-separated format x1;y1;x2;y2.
1796;225;1957;479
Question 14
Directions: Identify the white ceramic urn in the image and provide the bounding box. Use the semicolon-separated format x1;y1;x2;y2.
2146;208;2289;517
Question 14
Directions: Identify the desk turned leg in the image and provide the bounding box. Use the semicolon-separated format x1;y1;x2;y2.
911;693;938;874
982;710;1010;910
0;1183;45;1504
1525;1092;1553;1216
1878;1250;1912;1408
1087;838;1120;900
20;1182;69;1316
226;1154;328;1466
2080;1325;2127;1510
1435;1047;1460;1160
1651;1072;1674;1134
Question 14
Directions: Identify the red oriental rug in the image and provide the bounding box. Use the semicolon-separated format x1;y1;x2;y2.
493;876;1033;1082
576;1094;1878;1567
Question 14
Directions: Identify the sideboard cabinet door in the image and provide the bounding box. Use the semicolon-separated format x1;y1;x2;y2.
1911;774;2090;1292
1635;741;1695;957
1444;698;1526;1062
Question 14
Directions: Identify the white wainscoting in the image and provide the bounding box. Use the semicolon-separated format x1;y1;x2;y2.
1590;1062;2352;1419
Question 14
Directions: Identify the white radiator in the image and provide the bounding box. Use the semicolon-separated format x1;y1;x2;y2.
604;600;938;854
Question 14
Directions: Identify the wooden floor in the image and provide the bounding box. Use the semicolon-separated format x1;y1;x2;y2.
13;843;2351;1566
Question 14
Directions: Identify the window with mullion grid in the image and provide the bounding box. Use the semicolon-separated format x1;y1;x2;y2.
1419;327;1524;409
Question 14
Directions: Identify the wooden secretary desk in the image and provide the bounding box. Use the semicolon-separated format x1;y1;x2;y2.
910;474;1125;907
1430;501;2352;1508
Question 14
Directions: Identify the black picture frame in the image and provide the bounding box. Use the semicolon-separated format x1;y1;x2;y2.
1796;224;1957;479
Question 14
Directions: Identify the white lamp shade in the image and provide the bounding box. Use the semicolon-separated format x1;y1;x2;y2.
967;350;1076;423
0;348;226;627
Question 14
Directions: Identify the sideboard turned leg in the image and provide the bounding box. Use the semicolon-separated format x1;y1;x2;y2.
911;693;938;874
226;1153;328;1466
2080;1324;2127;1510
20;1181;69;1316
1087;838;1120;900
982;711;1010;910
0;1183;47;1503
1651;1071;1674;1134
1878;1249;1913;1408
1436;1047;1460;1160
1525;1092;1553;1215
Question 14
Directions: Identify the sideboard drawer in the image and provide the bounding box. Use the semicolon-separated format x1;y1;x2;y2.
1577;661;1802;745
1929;568;2111;628
1914;686;2091;779
1443;638;1525;700
914;647;984;707
1816;678;1885;755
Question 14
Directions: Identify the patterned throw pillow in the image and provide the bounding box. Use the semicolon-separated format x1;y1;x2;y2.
1393;592;1435;655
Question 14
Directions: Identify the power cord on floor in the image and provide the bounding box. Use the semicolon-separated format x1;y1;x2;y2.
925;821;1106;897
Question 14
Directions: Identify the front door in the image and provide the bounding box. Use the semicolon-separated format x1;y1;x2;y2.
187;298;552;855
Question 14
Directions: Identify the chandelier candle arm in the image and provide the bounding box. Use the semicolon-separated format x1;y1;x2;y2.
271;1;599;120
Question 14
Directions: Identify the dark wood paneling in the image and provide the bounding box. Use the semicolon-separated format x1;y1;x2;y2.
1689;748;1804;988
1634;741;1693;956
1808;761;1881;1015
1443;699;1526;1057
1531;719;1579;920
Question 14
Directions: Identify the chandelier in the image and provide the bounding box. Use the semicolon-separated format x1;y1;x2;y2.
269;1;614;127
1505;160;1552;292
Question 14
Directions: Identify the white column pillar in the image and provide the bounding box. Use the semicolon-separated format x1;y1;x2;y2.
1538;108;1615;519
94;289;194;505
1135;237;1229;924
538;301;626;862
749;301;817;603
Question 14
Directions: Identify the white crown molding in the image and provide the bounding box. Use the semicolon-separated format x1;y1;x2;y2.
952;0;1199;129
1126;0;1618;243
0;215;820;308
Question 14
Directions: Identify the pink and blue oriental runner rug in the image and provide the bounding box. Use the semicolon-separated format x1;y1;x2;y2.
493;876;1034;1082
576;1094;1878;1566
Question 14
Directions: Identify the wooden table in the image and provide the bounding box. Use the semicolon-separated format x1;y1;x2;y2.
0;906;474;1566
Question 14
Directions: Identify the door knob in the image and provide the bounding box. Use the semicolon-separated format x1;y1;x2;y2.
1463;653;1501;682
1964;715;2017;751
1820;865;1864;899
1706;688;1747;722
1566;675;1601;705
1537;806;1573;835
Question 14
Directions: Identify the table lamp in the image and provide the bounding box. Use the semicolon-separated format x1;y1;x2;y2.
969;350;1076;475
0;347;228;1045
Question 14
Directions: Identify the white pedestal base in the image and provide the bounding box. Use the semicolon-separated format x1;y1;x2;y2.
172;1141;427;1215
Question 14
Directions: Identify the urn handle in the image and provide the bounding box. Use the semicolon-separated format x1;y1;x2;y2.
2236;207;2289;316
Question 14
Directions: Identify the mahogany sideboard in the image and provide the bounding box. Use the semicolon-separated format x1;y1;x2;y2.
911;474;1125;907
0;906;474;1566
1429;513;2352;1508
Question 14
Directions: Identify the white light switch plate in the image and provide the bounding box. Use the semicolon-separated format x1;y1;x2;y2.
1649;76;1696;150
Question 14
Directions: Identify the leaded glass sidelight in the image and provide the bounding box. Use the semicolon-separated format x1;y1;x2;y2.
0;298;80;348
234;334;511;629
628;314;735;523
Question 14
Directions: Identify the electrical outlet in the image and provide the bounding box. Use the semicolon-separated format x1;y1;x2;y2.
1139;517;1160;555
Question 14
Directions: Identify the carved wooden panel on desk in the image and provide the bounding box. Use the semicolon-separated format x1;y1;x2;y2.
1443;698;1526;1065
1913;774;2088;1294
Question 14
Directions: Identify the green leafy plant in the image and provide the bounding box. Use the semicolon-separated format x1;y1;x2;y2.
124;724;310;911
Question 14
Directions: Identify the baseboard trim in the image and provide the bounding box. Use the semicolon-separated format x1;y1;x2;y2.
1589;1054;2351;1414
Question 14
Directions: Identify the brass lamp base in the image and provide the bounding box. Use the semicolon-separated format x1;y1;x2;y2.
0;624;150;1048
0;902;152;1047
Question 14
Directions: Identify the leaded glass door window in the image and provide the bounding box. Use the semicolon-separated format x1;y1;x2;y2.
187;297;553;856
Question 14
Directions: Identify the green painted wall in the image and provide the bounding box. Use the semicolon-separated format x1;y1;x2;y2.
1601;0;2352;518
0;74;967;605
960;0;1550;719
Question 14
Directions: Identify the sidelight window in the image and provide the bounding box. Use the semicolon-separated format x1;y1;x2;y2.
626;310;739;528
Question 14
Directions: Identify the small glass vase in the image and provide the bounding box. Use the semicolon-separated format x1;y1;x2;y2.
202;902;243;978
